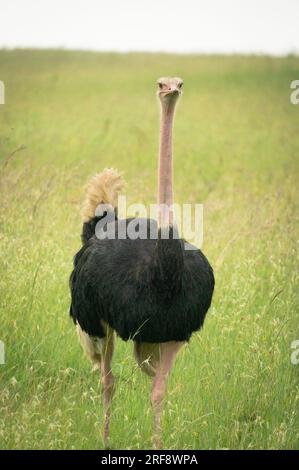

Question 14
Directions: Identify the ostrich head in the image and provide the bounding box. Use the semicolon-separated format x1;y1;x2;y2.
157;77;183;103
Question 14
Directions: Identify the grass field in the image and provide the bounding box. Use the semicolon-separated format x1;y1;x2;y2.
0;50;298;450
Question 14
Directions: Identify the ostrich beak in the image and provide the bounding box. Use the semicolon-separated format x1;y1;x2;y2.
163;86;181;97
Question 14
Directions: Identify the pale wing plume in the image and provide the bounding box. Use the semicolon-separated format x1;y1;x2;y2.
82;168;125;222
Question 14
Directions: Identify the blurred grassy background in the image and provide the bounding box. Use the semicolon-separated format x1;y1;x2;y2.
0;50;298;449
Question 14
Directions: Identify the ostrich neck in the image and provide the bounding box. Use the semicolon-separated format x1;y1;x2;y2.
158;99;177;226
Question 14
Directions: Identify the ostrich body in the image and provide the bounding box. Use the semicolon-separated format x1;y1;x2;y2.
69;77;214;448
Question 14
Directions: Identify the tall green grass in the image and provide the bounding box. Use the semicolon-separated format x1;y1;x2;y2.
0;50;298;449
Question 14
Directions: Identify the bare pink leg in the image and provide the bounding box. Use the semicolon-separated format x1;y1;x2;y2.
100;322;115;449
151;341;185;449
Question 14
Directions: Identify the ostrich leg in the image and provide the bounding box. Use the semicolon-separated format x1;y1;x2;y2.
75;321;115;446
100;322;115;448
151;341;185;449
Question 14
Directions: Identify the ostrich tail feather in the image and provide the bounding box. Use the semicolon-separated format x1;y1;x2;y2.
82;168;125;222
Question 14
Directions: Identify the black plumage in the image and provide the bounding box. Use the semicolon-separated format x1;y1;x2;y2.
70;216;214;343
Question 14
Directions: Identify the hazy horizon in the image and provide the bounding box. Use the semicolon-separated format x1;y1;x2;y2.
1;0;298;56
0;46;298;58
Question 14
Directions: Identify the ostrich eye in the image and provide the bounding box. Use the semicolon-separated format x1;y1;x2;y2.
158;82;163;89
178;82;183;88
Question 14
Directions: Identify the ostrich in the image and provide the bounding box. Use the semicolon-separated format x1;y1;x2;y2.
69;77;214;449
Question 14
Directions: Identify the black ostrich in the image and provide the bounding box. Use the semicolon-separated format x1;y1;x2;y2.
69;77;214;448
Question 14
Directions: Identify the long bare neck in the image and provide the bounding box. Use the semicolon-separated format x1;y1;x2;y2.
158;99;177;226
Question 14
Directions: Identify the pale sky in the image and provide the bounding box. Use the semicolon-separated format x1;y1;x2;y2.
0;0;299;55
